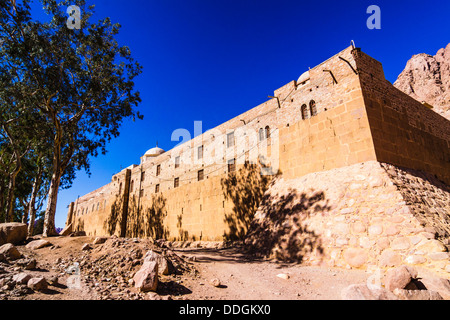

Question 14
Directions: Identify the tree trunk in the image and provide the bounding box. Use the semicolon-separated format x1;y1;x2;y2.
43;170;61;237
5;165;20;222
27;168;42;236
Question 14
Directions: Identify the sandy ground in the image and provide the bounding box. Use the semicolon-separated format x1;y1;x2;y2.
174;247;369;300
3;236;371;300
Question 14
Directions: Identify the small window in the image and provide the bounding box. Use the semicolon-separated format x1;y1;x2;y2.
130;180;134;193
198;169;204;181
259;128;264;141
155;184;160;193
301;104;309;120
227;132;235;148
310;100;317;117
265;126;270;139
119;182;122;194
156;165;161;176
141;171;145;181
140;189;144;197
175;156;180;168
198;145;203;160
228;159;236;173
174;177;179;188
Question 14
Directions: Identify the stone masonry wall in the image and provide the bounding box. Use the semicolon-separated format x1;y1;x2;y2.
246;161;450;278
353;49;450;185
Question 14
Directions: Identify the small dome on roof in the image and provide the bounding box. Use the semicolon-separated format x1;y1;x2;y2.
297;71;310;84
144;146;165;157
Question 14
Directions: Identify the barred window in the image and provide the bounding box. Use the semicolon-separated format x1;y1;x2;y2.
301;104;309;120
198;169;204;181
228;159;236;173
227;132;235;148
310;100;317;117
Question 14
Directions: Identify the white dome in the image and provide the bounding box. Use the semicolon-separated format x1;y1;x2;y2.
144;146;165;157
297;71;310;84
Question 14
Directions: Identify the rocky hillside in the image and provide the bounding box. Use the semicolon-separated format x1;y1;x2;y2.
394;43;450;120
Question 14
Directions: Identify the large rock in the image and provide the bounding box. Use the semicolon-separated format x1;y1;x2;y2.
393;288;443;300
384;265;417;292
0;223;28;245
26;239;52;250
341;284;398;300
13;273;32;285
419;276;450;300
27;277;48;291
133;261;158;292
0;243;22;260
143;250;169;275
59;224;72;236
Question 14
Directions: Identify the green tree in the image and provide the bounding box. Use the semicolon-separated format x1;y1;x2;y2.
0;0;142;235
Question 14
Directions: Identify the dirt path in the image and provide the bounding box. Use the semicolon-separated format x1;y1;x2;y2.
174;247;370;300
2;236;372;300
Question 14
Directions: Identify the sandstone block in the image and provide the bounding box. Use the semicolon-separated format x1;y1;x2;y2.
343;248;368;268
416;240;447;254
368;225;383;236
379;250;402;267
391;237;411;251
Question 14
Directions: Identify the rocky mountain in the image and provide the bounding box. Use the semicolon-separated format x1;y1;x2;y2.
394;43;450;120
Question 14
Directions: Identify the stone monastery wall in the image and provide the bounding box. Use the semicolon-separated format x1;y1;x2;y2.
66;45;450;261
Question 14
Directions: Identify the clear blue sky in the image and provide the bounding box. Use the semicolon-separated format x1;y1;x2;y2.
30;0;450;228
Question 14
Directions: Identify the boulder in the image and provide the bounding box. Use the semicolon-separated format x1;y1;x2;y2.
419;277;450;300
27;277;48;291
15;258;37;270
93;237;107;245
133;261;158;292
393;288;443;300
13;273;32;285
26;239;52;250
143;250;169;275
0;223;28;245
0;243;22;260
384;265;417;292
59;223;72;236
81;243;92;251
341;284;398;300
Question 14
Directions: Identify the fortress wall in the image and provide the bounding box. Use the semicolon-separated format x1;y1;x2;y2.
69;46;380;240
68;46;450;247
278;47;377;179
353;50;450;185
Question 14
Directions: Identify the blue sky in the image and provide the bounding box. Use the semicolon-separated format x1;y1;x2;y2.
30;0;450;228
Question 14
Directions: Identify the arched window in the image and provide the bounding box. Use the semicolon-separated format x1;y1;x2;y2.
265;126;270;139
259;128;265;141
301;104;309;120
310;100;317;117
